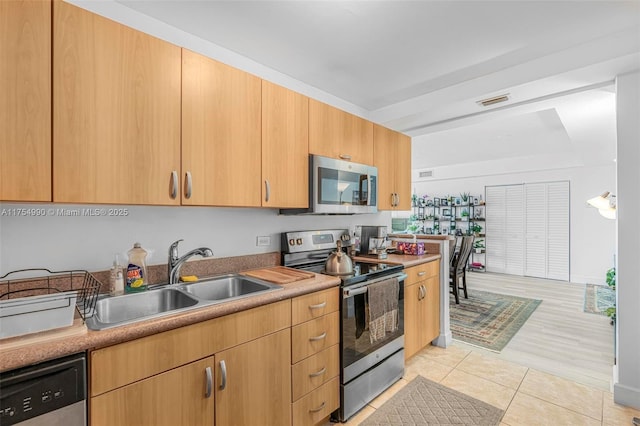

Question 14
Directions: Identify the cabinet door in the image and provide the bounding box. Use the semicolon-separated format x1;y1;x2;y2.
309;99;373;165
182;49;261;207
91;356;214;426
404;282;423;360
216;329;291;426
53;2;181;205
373;124;412;210
1;0;51;201
262;81;309;208
422;276;440;345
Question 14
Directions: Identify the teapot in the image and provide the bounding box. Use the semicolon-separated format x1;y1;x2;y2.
324;240;354;275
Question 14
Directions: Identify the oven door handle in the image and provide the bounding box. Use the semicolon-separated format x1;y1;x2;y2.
343;286;368;298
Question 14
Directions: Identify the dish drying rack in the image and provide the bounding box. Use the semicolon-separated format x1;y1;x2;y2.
0;269;101;338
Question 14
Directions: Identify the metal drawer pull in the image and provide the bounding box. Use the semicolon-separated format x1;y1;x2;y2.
395;193;400;206
339;154;352;161
185;171;192;199
219;360;227;390
417;271;426;277
205;366;213;398
309;301;327;310
308;366;327;378
170;171;178;199
309;401;326;413
309;332;327;342
264;179;270;203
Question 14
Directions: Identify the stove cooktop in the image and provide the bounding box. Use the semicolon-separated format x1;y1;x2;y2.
305;261;403;286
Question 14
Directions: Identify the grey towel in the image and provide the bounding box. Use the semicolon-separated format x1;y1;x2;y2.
367;277;399;344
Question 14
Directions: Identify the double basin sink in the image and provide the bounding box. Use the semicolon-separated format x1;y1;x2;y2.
85;274;282;331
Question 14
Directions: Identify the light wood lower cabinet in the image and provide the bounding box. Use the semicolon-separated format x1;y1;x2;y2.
290;288;340;426
91;356;214;426
215;329;291;426
404;261;440;360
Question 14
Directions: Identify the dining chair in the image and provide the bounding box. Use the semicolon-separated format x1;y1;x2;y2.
450;236;474;304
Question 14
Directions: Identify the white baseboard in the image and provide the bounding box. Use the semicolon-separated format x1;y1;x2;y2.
614;381;640;410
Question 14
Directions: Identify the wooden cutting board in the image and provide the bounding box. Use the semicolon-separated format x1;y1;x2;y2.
242;266;314;284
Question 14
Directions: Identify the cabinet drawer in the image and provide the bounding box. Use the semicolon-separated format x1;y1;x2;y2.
292;344;339;401
405;261;439;285
292;376;340;426
292;287;339;325
291;312;340;363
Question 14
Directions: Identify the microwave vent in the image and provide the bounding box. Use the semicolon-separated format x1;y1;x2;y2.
419;170;433;178
477;94;510;107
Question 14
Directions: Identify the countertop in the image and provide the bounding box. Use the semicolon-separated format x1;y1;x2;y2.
354;253;441;268
0;271;340;373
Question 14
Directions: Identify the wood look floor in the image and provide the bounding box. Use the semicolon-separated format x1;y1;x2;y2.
461;272;614;391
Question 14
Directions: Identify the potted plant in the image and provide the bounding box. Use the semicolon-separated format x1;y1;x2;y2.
473;239;485;253
605;267;616;325
460;192;470;205
461;209;469;221
411;194;418;207
471;223;482;236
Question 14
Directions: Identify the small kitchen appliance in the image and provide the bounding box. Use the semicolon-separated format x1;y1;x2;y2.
355;225;388;259
281;229;407;422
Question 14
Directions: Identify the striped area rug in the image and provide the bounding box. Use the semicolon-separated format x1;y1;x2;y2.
449;290;542;352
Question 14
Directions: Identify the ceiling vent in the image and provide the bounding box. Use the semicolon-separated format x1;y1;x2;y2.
477;93;510;107
419;170;433;178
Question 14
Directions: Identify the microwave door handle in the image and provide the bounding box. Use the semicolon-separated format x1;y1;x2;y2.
366;174;372;206
358;175;366;204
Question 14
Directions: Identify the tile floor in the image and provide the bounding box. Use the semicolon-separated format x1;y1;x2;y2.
340;343;640;426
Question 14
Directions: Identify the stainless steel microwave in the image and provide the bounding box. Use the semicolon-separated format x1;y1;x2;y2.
280;155;378;215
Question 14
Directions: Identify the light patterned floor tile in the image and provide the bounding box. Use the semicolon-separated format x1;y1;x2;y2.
602;391;640;426
518;369;603;421
420;342;471;368
456;351;528;389
404;353;455;383
440;368;516;410
502;393;600;426
341;404;376;426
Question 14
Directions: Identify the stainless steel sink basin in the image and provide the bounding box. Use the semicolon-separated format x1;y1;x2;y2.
87;288;198;330
180;275;281;301
85;274;282;331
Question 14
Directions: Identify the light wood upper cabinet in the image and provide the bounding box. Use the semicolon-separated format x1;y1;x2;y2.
261;81;309;208
0;0;51;201
91;356;215;426
53;1;181;205
182;49;262;207
309;99;373;165
215;329;291;426
373;124;411;210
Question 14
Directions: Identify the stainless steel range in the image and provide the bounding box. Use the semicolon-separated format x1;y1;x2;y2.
282;229;407;422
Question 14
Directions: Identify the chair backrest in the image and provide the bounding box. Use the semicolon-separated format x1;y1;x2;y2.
454;236;474;274
449;237;458;266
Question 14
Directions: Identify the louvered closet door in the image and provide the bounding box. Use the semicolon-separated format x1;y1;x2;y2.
525;183;547;278
486;186;507;273
546;182;569;281
505;185;525;276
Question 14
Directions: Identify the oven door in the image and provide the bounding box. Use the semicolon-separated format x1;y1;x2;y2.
341;272;406;383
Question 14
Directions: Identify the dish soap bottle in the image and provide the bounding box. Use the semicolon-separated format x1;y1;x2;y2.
126;243;148;293
110;254;125;295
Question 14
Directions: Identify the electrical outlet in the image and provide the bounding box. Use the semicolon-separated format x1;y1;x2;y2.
256;236;271;246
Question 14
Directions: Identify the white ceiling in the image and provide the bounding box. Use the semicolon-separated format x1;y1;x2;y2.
109;0;639;174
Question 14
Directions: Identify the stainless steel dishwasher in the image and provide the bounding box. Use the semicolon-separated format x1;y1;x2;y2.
0;353;86;426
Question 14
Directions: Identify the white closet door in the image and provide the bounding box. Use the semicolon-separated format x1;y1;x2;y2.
485;186;506;273
505;185;525;276
546;181;570;281
525;183;547;278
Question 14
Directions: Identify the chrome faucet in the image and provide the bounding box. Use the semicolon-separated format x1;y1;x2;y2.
168;239;214;285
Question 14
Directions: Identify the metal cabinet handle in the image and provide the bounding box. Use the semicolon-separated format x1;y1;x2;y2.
390;193;396;207
264;179;270;203
308;366;327;378
170;171;178;199
219;360;227;390
417;271;426;277
184;171;192;199
339;154;351;161
309;301;327;310
309;332;327;342
395;193;400;206
309;401;326;413
205;366;213;398
420;285;427;300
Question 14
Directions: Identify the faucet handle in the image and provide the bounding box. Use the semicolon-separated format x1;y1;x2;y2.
169;239;184;261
